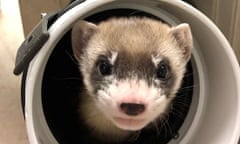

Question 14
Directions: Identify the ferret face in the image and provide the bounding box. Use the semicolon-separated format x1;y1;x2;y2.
72;18;192;131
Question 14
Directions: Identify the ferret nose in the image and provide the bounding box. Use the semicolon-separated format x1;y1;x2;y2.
120;103;145;116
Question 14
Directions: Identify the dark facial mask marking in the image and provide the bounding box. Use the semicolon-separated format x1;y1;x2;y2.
89;51;176;99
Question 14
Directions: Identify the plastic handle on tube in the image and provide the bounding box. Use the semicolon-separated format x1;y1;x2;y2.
13;12;57;75
13;0;86;75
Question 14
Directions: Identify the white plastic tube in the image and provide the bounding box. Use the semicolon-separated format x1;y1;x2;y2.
24;0;240;143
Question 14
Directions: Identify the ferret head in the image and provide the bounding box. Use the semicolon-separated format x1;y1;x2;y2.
72;17;192;131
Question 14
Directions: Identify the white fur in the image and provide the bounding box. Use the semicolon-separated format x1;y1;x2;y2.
108;51;118;65
151;54;162;67
96;78;169;131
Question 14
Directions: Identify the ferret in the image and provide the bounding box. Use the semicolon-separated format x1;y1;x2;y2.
71;17;193;143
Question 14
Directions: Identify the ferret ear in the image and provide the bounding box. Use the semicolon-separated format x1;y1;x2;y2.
71;20;97;61
170;23;193;62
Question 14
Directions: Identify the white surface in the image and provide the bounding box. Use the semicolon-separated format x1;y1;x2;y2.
192;0;240;63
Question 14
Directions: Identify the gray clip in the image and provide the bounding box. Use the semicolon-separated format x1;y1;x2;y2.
13;0;86;75
13;12;57;75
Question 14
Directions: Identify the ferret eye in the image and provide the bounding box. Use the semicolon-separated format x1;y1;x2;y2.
156;61;168;80
98;60;112;76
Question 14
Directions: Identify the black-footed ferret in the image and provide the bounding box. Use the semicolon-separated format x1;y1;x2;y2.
71;17;193;143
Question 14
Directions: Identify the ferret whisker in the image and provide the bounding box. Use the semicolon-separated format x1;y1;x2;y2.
183;72;194;77
168;94;183;99
175;96;192;101
161;117;170;138
54;77;83;81
128;130;141;142
157;118;166;137
177;84;198;92
169;110;185;120
172;100;191;107
163;116;175;139
65;50;80;66
180;85;198;89
152;120;160;136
